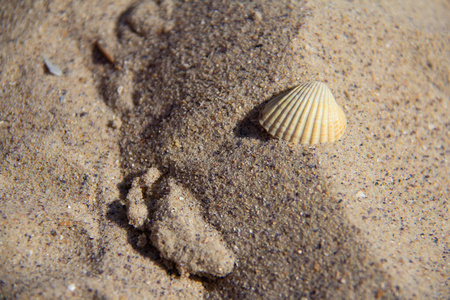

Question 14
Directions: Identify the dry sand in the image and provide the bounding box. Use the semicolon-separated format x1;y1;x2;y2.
0;0;448;299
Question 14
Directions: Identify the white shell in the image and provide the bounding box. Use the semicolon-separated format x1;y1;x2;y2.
42;56;62;76
259;81;346;145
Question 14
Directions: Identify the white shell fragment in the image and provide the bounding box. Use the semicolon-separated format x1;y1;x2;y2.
42;56;63;76
355;190;367;199
259;81;346;145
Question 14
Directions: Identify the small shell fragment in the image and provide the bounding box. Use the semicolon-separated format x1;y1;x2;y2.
95;39;121;70
355;190;367;199
95;40;115;64
42;56;62;76
259;81;346;145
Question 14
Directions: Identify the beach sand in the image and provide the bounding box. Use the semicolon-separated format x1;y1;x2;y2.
0;0;448;298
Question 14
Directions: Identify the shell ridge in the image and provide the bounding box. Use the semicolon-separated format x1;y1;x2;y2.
281;83;314;142
260;86;301;124
276;86;310;135
335;105;346;137
333;101;345;140
267;86;305;137
291;82;318;143
328;93;338;142
260;89;294;125
300;82;322;144
320;87;331;143
311;83;326;144
262;87;301;131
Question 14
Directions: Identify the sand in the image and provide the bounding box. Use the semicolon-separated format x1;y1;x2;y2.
0;0;448;299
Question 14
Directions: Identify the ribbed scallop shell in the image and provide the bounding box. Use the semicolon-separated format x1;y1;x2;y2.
259;81;346;145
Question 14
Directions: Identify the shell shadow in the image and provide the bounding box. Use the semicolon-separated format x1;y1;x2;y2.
233;101;267;141
233;88;294;141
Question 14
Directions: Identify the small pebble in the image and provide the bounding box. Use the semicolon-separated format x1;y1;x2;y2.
43;56;63;76
110;118;123;129
252;11;263;22
67;283;76;292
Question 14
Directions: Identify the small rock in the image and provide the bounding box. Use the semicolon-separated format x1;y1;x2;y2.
251;10;263;22
315;184;322;192
109;118;122;129
313;261;320;272
67;283;76;292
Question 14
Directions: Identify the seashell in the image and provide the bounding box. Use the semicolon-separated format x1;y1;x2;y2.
42;56;62;76
259;81;346;145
